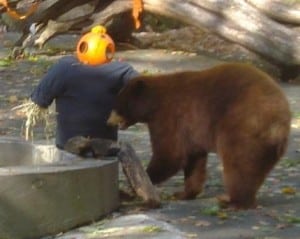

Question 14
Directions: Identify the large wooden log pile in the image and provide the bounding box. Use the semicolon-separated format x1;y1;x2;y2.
1;0;299;79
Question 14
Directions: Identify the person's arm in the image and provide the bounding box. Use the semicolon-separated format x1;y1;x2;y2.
109;62;139;95
121;63;139;85
31;60;66;108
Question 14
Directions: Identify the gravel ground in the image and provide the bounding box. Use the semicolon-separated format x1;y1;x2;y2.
0;32;299;239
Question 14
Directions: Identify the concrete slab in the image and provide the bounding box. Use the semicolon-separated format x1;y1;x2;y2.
0;137;119;239
56;214;186;239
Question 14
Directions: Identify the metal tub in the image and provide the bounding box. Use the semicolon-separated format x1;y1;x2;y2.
0;137;119;239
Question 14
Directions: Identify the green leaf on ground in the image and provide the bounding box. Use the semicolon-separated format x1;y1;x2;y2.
284;215;300;224
281;186;297;195
0;58;12;67
201;205;220;216
141;225;163;233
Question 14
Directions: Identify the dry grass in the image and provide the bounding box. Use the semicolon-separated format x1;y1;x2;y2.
11;99;53;140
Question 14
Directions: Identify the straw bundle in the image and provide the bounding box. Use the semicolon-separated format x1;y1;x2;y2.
12;99;53;140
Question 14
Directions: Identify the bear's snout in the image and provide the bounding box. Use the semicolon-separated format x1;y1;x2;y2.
107;110;128;129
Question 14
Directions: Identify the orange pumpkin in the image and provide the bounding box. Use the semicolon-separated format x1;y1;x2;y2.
76;26;115;65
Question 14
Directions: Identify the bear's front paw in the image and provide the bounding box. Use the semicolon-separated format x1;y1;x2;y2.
217;194;231;208
173;191;186;200
173;191;197;200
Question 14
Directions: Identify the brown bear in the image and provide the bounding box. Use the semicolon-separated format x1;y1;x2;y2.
107;63;291;209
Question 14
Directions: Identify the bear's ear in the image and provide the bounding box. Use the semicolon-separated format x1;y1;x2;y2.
131;79;146;97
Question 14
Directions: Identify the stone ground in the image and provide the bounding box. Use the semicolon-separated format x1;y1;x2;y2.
0;32;300;239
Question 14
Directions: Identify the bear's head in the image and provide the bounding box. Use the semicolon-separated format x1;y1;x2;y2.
107;76;158;129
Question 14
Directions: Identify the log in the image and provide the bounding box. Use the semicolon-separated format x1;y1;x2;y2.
118;141;161;208
141;0;300;65
84;0;300;71
247;0;300;24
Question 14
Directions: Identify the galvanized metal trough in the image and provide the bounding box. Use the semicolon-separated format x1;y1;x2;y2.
0;137;119;239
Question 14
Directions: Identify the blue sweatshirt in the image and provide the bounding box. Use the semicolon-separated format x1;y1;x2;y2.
31;55;139;148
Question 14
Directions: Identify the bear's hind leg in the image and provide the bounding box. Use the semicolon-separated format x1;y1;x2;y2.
219;145;281;209
174;152;208;200
218;169;259;209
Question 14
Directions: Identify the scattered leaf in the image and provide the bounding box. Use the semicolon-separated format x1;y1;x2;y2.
194;220;211;227
180;217;190;223
252;226;260;230
28;56;39;61
201;205;220;216
217;211;228;220
281;186;296;195
284;216;300;224
8;95;18;104
142;225;163;233
276;223;289;229
0;58;12;67
186;233;198;238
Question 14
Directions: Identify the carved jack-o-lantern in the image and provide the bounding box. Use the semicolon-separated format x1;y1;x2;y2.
76;25;115;65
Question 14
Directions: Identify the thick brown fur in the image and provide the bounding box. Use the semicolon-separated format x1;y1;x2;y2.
107;63;292;209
